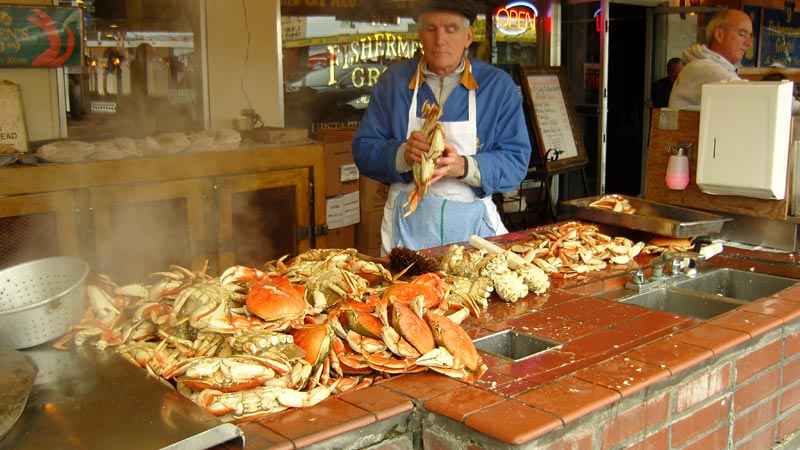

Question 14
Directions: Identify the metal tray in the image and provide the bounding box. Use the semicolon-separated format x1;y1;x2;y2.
3;345;243;449
561;195;731;238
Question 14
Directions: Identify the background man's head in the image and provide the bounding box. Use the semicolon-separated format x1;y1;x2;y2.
414;0;477;75
705;9;753;65
666;57;684;81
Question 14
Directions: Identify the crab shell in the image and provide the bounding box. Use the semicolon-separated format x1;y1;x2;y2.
331;336;372;374
648;236;692;250
163;355;286;392
385;272;449;302
245;276;306;323
192;380;332;419
343;309;384;340
389;302;435;355
290;323;331;368
425;311;482;374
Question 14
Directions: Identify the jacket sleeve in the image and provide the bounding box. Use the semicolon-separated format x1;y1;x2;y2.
351;66;414;185
472;72;532;196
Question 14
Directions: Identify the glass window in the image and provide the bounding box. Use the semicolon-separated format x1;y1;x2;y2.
280;13;487;133
67;0;203;140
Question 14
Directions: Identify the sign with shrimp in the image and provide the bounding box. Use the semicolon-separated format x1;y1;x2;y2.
0;5;82;67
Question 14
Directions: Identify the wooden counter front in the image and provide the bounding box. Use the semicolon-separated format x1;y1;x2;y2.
0;143;327;282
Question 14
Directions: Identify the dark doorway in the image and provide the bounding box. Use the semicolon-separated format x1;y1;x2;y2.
562;2;648;198
605;4;647;196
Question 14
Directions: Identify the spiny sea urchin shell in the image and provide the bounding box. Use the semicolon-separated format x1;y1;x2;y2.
389;246;441;277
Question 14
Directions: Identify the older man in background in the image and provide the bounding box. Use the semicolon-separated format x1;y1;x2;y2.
669;9;752;109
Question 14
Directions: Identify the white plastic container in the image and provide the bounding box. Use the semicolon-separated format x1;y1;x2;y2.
696;81;793;200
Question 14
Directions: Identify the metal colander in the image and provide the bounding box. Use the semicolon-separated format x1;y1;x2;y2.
0;256;89;349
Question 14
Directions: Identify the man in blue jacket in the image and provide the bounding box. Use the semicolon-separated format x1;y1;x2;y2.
351;0;531;254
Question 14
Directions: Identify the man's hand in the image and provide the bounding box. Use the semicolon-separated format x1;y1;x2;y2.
405;134;466;183
431;144;465;183
404;131;430;165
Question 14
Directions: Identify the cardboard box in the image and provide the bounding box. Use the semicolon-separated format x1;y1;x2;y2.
326;191;360;229
240;127;309;144
359;176;388;212
324;141;359;196
325;224;356;249
356;209;383;250
316;127;358;143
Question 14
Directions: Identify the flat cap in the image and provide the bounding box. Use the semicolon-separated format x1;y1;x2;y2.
413;0;478;25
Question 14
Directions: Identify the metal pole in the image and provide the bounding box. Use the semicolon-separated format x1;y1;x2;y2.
641;8;654;197
597;0;609;195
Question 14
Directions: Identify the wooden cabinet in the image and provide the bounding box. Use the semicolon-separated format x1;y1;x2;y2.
0;191;80;269
88;178;211;283
0;143;327;280
215;168;312;271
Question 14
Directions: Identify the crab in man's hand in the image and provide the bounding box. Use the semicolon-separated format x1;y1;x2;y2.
403;101;445;217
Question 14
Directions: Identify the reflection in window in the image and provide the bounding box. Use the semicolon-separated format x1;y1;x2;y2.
67;0;202;140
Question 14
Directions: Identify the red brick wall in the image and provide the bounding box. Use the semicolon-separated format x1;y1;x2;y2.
421;324;800;449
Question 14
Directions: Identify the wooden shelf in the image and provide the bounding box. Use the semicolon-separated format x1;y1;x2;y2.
0;142;327;279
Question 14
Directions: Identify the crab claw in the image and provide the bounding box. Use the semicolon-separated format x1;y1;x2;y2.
220;265;268;285
425;311;484;377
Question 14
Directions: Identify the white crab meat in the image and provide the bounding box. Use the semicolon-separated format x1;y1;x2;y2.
515;264;550;295
477;253;509;277
489;270;529;303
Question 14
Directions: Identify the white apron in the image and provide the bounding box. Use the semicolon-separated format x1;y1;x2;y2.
380;64;506;255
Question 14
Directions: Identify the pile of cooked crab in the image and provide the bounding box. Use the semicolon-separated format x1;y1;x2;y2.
55;248;512;421
506;221;694;278
54;226;691;421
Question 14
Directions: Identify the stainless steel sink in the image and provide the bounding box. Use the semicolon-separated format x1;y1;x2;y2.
673;268;796;302
613;288;746;320
472;330;559;361
596;267;797;320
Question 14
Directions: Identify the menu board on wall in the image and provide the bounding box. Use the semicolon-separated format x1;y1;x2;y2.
518;66;587;173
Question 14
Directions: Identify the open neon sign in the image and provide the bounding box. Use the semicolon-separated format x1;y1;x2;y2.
594;8;602;33
495;1;538;36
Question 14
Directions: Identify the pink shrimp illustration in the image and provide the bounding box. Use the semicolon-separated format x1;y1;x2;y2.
28;8;75;67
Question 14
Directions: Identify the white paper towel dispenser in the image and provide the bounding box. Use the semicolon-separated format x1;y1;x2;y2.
696;80;793;200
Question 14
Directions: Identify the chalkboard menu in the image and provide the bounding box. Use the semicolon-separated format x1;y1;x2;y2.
518;66;588;173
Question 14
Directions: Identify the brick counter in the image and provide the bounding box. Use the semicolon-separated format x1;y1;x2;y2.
215;231;800;450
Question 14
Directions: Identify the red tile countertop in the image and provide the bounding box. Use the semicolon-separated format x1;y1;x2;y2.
217;225;800;449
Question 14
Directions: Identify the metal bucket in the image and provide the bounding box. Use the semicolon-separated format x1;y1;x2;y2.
0;256;90;349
